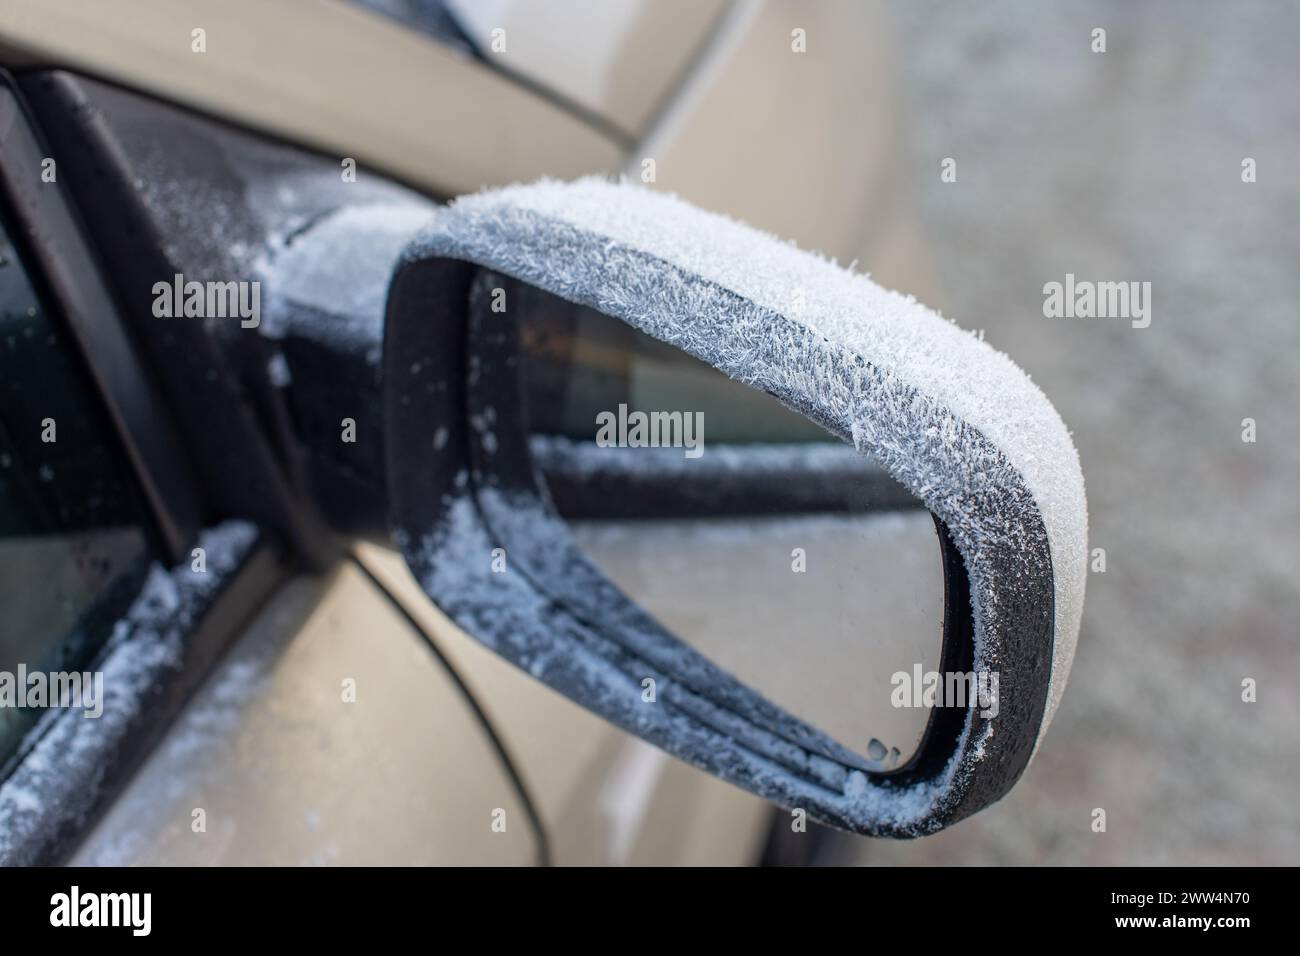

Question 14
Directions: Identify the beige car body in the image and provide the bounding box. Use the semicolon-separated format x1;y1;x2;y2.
2;0;938;865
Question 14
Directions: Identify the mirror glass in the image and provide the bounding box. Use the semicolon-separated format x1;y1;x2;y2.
507;281;950;769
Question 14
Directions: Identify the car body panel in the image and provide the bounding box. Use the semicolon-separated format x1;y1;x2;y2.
71;563;539;866
72;551;771;866
635;0;941;301
0;0;623;195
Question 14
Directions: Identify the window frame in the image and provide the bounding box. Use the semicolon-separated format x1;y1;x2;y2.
0;70;200;562
0;71;289;865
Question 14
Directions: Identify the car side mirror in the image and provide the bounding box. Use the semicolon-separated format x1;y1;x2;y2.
382;178;1087;837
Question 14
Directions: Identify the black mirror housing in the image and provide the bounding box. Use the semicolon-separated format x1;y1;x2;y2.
384;178;1087;837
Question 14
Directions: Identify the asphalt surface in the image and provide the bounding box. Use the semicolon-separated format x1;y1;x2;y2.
836;0;1299;865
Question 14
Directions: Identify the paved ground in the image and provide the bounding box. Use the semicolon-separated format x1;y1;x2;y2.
834;1;1299;865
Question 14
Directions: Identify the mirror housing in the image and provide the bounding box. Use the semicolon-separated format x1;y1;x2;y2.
383;178;1087;836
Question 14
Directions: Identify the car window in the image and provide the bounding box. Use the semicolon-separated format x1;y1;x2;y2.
0;214;154;767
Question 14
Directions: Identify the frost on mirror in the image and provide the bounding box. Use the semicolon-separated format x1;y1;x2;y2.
513;283;947;770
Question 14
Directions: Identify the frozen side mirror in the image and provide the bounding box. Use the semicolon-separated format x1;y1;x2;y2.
383;179;1087;837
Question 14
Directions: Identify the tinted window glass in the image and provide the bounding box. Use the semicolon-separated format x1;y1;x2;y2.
0;216;153;766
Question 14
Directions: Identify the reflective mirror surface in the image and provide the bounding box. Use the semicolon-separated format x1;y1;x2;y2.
509;281;949;767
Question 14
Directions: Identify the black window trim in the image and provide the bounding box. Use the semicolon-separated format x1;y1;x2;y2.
0;69;200;564
0;72;297;864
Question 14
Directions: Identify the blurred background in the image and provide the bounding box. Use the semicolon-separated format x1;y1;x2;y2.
846;0;1300;866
